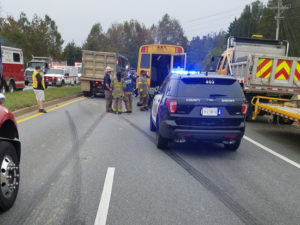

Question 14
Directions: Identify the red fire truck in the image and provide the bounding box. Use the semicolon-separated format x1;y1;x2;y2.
0;44;25;93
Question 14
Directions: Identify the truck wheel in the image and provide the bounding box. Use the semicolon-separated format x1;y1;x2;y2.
224;139;241;151
83;91;91;97
0;142;20;211
273;116;294;125
0;85;5;94
8;82;15;93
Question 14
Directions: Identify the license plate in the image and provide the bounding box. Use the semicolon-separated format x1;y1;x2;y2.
48;82;52;85
202;107;218;116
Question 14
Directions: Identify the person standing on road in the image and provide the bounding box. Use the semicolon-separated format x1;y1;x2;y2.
112;72;125;114
137;70;149;111
104;67;113;113
32;66;47;113
123;72;134;113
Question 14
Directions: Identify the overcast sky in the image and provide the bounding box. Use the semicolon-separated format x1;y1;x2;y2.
1;0;269;46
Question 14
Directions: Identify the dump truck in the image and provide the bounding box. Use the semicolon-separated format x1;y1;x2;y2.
216;36;300;124
81;51;129;97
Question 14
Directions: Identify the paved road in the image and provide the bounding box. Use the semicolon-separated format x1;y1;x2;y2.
0;97;299;225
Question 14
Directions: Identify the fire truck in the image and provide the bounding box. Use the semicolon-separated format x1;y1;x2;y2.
0;44;25;93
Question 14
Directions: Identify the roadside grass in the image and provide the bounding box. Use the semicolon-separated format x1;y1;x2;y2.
3;85;81;111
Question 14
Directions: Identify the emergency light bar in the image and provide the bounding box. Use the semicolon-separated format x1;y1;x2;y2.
171;69;201;75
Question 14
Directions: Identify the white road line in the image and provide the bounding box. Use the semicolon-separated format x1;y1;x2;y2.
243;136;300;169
94;167;116;225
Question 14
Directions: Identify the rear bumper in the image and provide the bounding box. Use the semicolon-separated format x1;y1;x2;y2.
159;120;245;142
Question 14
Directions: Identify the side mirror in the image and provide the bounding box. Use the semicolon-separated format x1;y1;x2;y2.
0;93;6;104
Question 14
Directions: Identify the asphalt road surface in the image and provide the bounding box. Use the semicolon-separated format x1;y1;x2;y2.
0;97;299;225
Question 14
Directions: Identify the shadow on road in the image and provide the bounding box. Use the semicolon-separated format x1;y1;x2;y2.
168;142;237;160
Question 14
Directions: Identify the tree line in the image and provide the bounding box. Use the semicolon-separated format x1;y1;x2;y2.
0;0;299;70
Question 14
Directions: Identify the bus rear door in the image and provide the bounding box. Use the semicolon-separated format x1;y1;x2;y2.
171;53;186;71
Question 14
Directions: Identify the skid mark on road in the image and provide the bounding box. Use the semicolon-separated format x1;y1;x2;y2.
165;151;262;225
63;111;83;225
121;116;263;225
12;112;106;225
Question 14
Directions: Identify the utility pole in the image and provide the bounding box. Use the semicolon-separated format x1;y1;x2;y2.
272;0;289;40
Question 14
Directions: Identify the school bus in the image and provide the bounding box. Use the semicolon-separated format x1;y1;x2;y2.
137;44;186;90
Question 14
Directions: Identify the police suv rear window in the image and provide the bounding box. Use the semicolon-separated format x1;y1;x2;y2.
177;78;243;98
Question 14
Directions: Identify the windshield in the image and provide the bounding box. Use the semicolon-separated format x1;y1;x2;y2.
28;62;45;68
46;69;64;75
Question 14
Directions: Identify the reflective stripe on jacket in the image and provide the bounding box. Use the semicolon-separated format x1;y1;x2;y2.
137;76;148;95
32;70;45;89
112;79;125;97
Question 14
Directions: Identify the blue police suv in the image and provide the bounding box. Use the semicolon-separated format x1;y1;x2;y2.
150;71;249;151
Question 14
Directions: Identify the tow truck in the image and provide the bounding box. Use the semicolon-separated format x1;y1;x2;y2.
216;35;300;124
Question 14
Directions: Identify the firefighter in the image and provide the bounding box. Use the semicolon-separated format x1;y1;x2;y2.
112;72;125;114
104;66;113;113
123;72;134;113
32;66;47;113
137;70;149;111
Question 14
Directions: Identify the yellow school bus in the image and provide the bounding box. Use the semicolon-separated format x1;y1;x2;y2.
137;44;186;88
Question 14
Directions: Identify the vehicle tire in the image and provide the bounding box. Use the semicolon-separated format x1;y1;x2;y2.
279;116;294;125
246;104;254;122
0;142;20;211
224;139;241;151
0;85;5;94
150;111;156;132
8;82;15;93
156;131;168;149
83;91;92;97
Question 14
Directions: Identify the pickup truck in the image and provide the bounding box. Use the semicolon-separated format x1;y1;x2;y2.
0;93;20;211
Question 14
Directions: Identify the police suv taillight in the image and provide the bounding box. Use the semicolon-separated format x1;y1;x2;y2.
242;101;249;115
166;99;177;114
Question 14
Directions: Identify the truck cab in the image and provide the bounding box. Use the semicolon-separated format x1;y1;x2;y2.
216;36;288;76
25;57;52;85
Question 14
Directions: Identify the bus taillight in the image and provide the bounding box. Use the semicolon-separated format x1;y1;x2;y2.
141;47;148;53
175;48;183;53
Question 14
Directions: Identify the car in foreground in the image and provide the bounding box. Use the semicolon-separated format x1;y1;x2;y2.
0;93;21;211
150;71;248;151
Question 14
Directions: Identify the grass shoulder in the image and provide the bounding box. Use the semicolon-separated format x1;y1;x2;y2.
4;85;81;112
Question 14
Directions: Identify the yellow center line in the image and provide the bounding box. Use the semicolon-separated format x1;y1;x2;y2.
17;97;86;124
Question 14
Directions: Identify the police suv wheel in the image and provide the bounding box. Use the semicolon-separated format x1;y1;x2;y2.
150;112;156;132
0;142;20;211
156;132;168;149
